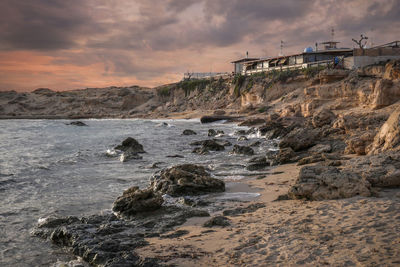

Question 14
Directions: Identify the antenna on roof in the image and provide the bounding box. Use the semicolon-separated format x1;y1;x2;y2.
331;27;335;41
279;40;284;56
246;51;249;58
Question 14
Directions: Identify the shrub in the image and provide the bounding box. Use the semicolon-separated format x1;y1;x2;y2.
233;74;246;98
178;79;210;96
157;87;171;97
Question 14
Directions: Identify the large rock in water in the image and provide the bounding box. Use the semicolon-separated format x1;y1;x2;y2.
230;145;254;156
114;137;145;153
367;106;400;154
113;187;163;217
288;166;371;200
279;128;319;152
191;139;225;154
150;164;225;196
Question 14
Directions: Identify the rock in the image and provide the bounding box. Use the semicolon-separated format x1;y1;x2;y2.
345;152;400;187
267;147;296;165
383;60;400;80
237;136;248;141
345;131;376;155
288;166;371;200
150;164;225;197
230;145;254;156
166;154;184;158
112;187;163;217
215;139;232;146
279;128;319;152
192;147;210;155
234;129;247;136
250;141;261;147
367;106;400;154
114;137;145;153
308;144;332;154
191;139;225;154
312;109;336;128
67;121;87;126
182;129;197;135
37;216;80;229
203;216;231;227
370;79;398;109
246;156;269;171
258;121;289;139
238;118;266;126
200;115;239;123
318;69;349;84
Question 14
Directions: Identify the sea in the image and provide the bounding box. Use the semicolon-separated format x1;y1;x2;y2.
0;119;274;266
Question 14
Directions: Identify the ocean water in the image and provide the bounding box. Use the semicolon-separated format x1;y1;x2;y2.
0;119;273;266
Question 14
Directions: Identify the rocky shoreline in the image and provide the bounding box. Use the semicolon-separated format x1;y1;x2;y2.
22;60;400;265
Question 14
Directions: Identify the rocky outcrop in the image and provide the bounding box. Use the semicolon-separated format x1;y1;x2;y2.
279;128;319;152
318;69;349;84
312;109;336;128
112;187;164;217
383;60;400;80
258;121;290;139
345;152;400;187
267;148;296;165
238;118;266;126
368;106;400;154
288;166;371;200
246;156;269;171
115;137;145;153
182;129;197;135
150;164;225;197
230;145;254;156
345;131;376;155
370;79;399;109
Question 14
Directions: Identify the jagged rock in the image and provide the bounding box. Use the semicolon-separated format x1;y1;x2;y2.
345;152;400;187
114;137;145;153
191;139;225;154
150;164;225;197
279;128;319;152
318;69;349;84
267;147;296;165
230;145;254;156
383;60;400;80
112;187;163;217
258;121;289;139
250;141;261;147
288;166;371;200
237;136;248;141
370;79;398;109
246;156;269;171
367;106;400;154
297;153;341;166
345;131;376;155
238;118;266;126
308;144;332;154
182;129;197;135
312;109;336;128
67;121;88;126
37;216;80;229
203;216;231;227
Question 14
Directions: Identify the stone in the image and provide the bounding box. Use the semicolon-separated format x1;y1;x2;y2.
383;60;400;80
288;166;371;200
367;106;400;154
237;136;248;141
203;216;231;227
200;115;238;123
67;121;87;126
308;144;332;154
246;156;269;171
370;79;398;109
345;131;376;155
258;121;289;139
208;129;224;137
230;145;254;156
312;109;336;128
112;187;164;217
267;147;296;165
150;164;225;197
279;127;319;152
114;137;145;153
182;129;197;135
238;118;266;126
192;139;225;154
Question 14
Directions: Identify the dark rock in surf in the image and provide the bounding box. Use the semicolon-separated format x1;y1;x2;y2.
67;121;88;126
150;164;225;197
114;137;145;153
230;145;254;156
182;129;197;135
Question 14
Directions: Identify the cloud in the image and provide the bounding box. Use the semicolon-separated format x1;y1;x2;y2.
0;0;399;91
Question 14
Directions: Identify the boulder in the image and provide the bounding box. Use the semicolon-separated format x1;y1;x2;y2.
237;136;248;141
246;156;269;171
200;115;239;123
208;129;224;137
258;121;289;139
150;164;225;197
182;129;197;135
288;166;371;200
383;60;400;80
345;131;376;155
308;144;332;154
67;121;88;126
230;145;254;156
367;106;400;154
114;137;145;153
312;109;336;128
192;140;225;154
238;118;266;126
112;187;163;217
279;128;319;152
345;152;400;187
203;216;231;227
370;79;398;109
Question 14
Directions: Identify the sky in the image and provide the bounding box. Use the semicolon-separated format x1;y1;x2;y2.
0;0;399;91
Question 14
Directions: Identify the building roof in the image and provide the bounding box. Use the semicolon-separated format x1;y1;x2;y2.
231;58;259;63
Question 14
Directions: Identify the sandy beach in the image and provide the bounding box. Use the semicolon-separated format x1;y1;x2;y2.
137;163;400;266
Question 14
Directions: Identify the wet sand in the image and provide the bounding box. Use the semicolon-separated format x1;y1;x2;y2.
137;163;400;266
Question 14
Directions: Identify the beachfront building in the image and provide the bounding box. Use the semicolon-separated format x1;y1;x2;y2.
233;40;400;75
